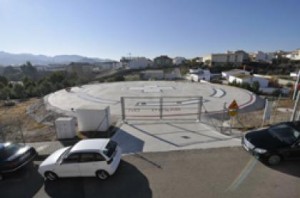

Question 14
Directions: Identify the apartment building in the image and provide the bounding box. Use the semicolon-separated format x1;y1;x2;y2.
202;50;249;66
121;57;153;69
249;51;275;63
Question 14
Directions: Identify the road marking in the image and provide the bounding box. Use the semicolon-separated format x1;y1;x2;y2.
36;145;49;152
226;157;258;192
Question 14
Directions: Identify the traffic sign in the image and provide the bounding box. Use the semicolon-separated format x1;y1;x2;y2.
228;100;239;110
228;100;239;117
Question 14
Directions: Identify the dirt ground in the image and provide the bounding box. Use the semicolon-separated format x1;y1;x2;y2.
0;98;57;143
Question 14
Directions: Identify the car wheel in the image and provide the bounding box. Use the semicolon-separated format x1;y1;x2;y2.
96;170;109;180
267;154;281;165
45;171;58;181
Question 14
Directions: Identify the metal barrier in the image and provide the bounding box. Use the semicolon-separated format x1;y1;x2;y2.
121;96;203;121
120;95;295;135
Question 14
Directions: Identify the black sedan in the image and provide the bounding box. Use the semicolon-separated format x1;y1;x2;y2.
0;142;37;180
242;121;300;165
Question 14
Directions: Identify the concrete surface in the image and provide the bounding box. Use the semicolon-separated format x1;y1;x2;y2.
27;121;242;156
45;81;256;118
2;147;300;198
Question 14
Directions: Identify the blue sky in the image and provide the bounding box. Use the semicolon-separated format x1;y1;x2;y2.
0;0;300;60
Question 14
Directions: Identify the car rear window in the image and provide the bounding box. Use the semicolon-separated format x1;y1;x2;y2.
0;143;21;161
103;141;117;158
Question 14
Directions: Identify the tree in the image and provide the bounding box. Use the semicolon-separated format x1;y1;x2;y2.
22;76;35;89
12;84;27;99
38;80;53;96
3;66;22;81
0;76;8;86
241;82;251;90
0;87;11;100
114;75;125;81
251;81;260;94
48;71;65;84
25;84;39;97
20;61;38;80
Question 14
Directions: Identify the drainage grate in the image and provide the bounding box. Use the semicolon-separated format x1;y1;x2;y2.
181;136;190;139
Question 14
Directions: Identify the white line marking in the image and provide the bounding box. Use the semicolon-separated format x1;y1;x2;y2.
226;157;258;192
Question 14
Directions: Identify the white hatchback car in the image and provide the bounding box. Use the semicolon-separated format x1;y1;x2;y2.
38;139;122;181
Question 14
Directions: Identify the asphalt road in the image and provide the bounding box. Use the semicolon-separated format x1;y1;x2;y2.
1;147;300;198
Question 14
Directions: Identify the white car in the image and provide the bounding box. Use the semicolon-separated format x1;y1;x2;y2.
38;139;122;181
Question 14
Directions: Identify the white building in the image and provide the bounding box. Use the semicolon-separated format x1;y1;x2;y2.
186;69;211;81
221;69;250;80
202;50;249;66
285;49;300;61
228;74;269;88
140;68;182;80
173;57;186;65
250;51;275;63
121;57;153;69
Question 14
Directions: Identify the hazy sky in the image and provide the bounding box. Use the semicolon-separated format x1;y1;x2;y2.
1;0;300;60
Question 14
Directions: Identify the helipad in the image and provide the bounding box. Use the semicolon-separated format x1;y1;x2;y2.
45;81;256;118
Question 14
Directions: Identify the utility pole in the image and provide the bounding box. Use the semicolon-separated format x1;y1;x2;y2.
293;70;300;100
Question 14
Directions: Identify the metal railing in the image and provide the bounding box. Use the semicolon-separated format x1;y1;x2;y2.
121;96;203;121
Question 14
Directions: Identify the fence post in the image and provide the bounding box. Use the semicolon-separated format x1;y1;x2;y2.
18;119;25;144
120;97;126;121
197;97;203;122
293;70;300;100
221;102;227;134
160;97;163;119
291;92;300;121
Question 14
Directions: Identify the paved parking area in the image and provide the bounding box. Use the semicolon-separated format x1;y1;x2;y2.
1;147;300;198
112;121;241;153
27;121;241;156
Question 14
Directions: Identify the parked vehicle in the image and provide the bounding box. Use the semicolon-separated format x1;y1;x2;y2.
242;121;300;165
38;139;122;181
0;142;37;180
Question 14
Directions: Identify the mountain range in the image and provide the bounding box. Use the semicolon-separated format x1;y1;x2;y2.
0;51;114;66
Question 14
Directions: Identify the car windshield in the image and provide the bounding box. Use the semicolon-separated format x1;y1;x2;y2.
268;123;300;144
58;147;72;163
102;141;117;158
0;143;21;161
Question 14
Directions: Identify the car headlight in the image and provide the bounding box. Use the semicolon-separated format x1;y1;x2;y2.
254;148;267;154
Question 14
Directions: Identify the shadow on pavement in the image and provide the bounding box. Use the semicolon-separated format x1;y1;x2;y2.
0;162;44;198
44;160;152;198
111;128;144;154
268;160;300;178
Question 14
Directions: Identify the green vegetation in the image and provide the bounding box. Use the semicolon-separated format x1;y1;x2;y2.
0;63;83;100
229;80;260;94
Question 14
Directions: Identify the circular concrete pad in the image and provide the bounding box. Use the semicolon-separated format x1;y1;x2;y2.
45;81;255;117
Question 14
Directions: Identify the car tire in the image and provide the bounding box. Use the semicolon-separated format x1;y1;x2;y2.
45;171;58;181
267;154;281;165
96;170;109;180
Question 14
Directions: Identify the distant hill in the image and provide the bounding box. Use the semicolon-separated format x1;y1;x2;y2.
0;51;113;66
